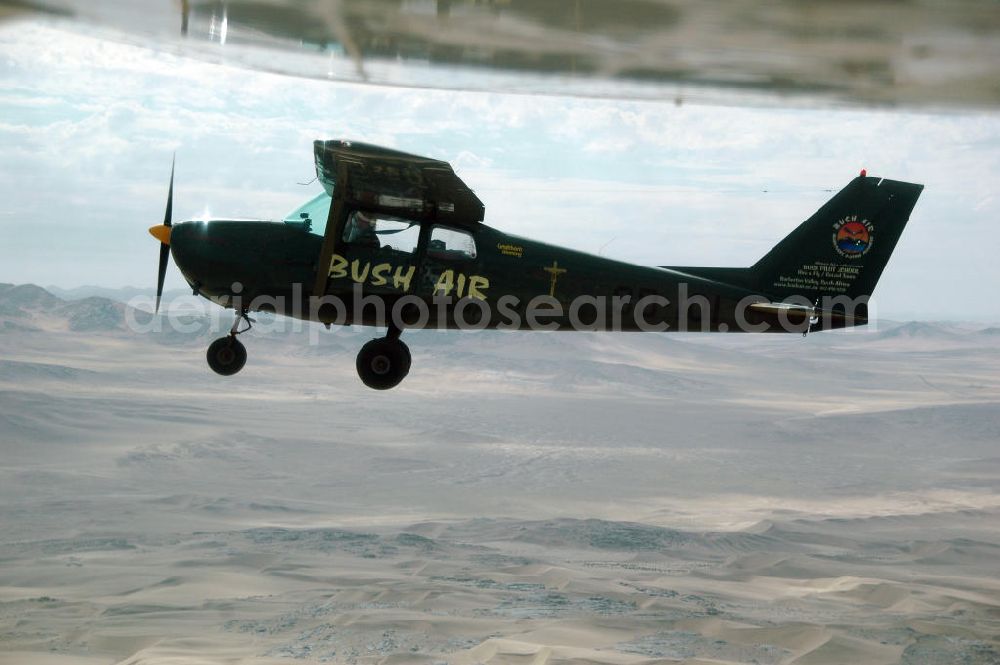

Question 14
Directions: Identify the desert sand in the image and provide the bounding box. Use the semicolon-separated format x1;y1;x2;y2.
1;283;999;664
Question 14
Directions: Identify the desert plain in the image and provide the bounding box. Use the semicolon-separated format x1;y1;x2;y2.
1;283;999;664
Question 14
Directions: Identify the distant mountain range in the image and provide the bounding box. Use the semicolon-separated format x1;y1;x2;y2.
2;283;999;345
0;283;215;336
45;285;191;304
873;321;963;341
0;283;131;332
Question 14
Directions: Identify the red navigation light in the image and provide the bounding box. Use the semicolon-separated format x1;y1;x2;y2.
860;168;867;177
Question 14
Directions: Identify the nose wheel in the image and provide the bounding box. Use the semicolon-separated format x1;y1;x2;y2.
356;336;411;390
207;309;252;376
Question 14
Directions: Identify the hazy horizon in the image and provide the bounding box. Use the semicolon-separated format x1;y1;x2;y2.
19;281;1000;327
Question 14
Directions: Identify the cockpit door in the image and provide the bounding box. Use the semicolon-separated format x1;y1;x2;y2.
330;210;424;297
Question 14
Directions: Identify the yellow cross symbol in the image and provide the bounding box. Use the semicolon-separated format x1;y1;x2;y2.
543;260;567;297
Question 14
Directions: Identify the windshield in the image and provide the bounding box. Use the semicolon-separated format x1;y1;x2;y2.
282;191;332;236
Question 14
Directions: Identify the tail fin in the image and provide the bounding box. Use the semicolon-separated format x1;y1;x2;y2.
751;175;923;302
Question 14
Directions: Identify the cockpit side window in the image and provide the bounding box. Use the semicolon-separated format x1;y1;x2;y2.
343;210;421;255
428;226;477;261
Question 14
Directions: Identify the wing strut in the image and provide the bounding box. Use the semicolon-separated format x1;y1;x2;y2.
312;161;350;299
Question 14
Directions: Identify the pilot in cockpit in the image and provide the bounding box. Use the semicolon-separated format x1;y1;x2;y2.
344;210;380;248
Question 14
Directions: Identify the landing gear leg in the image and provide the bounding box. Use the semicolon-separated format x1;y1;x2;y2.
207;309;251;376
387;323;412;374
356;324;411;390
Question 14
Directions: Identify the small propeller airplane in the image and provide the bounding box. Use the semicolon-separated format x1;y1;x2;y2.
149;140;922;390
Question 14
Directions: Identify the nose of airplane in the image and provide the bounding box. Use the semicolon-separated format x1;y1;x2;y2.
166;220;275;302
170;221;237;295
147;158;275;308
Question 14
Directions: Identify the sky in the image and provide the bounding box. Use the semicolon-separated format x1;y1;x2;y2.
1;20;998;320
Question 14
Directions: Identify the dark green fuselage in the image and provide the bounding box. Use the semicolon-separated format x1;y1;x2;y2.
171;217;796;334
167;148;922;336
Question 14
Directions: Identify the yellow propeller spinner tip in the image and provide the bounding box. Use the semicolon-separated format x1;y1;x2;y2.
149;224;172;245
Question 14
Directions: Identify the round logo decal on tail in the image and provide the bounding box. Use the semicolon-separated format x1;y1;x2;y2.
833;216;874;258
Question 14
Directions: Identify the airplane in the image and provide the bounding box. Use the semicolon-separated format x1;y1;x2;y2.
148;139;923;389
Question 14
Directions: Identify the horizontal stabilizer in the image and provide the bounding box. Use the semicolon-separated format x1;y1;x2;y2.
748;301;866;325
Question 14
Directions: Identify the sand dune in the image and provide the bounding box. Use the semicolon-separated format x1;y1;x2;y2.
1;287;999;663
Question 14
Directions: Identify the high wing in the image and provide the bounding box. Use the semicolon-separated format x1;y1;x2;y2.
313;140;483;228
4;0;1000;109
310;139;483;298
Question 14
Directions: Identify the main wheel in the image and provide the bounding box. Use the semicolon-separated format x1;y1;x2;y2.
356;338;410;390
207;336;247;376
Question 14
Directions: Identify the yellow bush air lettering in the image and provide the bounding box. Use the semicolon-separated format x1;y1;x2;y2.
371;263;391;286
434;270;455;296
468;275;490;300
328;254;348;279
393;265;416;292
328;256;485;299
350;259;371;283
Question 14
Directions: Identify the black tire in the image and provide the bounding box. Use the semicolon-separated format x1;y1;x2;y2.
400;339;412;375
207;336;247;376
356;338;410;390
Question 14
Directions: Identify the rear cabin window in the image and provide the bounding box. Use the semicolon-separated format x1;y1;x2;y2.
428;226;477;261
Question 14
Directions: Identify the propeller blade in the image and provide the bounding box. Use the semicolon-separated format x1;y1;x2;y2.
155;242;170;314
164;154;175;228
155;155;175;313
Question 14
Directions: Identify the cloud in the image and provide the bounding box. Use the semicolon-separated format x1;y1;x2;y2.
0;21;998;319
